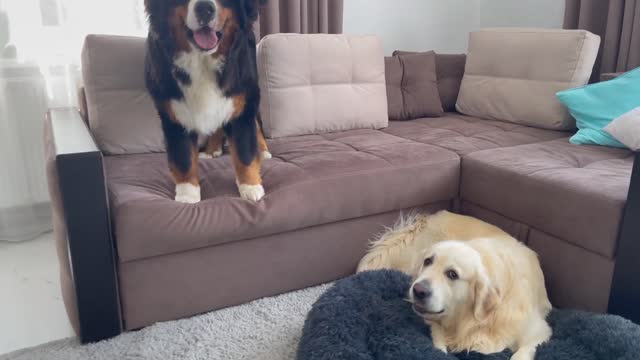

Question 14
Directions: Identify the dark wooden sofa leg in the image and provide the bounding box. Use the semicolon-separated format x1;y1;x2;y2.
609;152;640;323
51;109;122;342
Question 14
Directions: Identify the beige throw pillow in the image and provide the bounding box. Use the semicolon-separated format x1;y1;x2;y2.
456;28;600;130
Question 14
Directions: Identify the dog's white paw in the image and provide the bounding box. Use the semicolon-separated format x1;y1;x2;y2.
237;183;265;202
198;152;213;159
434;343;448;354
175;183;201;204
211;149;223;158
261;150;272;160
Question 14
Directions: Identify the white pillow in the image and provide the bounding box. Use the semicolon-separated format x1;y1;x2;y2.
456;28;600;130
605;107;640;151
257;34;388;138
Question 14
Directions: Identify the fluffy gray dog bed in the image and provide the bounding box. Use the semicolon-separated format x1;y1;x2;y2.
297;270;640;360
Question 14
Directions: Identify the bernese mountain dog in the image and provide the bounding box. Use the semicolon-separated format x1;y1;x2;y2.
144;0;269;204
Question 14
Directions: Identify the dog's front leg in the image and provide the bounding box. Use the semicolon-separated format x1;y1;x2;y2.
256;120;272;160
161;111;201;203
431;327;448;354
511;316;551;360
227;104;264;202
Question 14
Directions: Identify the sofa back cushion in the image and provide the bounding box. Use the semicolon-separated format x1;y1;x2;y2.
385;51;444;120
456;28;600;130
82;35;164;155
393;51;467;112
257;34;388;138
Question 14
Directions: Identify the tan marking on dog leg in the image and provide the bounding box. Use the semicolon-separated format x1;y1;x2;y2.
231;94;246;118
229;139;264;201
170;144;201;203
256;121;272;159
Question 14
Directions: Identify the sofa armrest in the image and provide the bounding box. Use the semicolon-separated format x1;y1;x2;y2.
49;108;98;155
609;152;640;323
49;108;123;342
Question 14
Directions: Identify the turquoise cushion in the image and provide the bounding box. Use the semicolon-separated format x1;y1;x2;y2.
557;67;640;148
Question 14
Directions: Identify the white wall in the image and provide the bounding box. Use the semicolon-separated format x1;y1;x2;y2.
343;0;479;54
478;0;565;29
343;0;565;55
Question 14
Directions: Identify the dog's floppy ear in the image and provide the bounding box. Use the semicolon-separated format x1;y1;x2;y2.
473;269;501;321
245;0;266;22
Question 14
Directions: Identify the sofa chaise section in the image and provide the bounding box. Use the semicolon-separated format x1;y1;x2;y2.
460;139;634;311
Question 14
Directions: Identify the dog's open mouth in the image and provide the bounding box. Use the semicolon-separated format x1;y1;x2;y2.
189;26;223;51
412;303;444;316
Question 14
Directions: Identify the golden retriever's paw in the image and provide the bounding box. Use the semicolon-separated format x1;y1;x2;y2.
510;348;535;360
434;344;447;354
261;150;273;160
175;184;201;204
238;183;265;202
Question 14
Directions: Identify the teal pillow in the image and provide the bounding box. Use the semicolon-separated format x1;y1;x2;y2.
557;67;640;148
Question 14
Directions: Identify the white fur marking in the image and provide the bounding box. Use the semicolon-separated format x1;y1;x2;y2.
175;183;201;204
261;151;272;160
171;52;233;135
212;149;224;158
186;0;216;31
237;183;265;202
199;152;214;159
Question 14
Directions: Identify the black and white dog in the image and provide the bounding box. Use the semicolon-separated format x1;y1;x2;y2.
144;0;269;204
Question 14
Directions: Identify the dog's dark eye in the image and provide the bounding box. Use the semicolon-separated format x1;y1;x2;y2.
446;270;459;281
423;257;434;267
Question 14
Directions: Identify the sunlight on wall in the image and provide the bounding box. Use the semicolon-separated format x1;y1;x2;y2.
2;0;147;64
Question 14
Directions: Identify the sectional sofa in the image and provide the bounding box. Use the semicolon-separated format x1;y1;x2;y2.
45;29;639;343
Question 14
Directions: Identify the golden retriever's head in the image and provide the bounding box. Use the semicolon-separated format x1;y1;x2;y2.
409;241;501;323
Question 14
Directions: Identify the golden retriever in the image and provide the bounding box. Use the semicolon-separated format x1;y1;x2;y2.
358;211;552;360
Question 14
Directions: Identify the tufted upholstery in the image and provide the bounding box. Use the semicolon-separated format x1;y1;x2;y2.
257;34;388;138
462;138;633;258
383;113;569;155
106;128;460;262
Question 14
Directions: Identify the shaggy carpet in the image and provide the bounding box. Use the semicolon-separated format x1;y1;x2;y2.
298;270;640;360
2;284;330;360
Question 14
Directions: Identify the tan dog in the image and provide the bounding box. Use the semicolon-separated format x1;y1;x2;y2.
358;211;552;360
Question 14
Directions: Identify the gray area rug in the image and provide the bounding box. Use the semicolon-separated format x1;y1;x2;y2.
2;284;330;360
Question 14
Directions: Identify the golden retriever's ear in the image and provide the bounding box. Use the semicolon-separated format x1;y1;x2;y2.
473;271;501;321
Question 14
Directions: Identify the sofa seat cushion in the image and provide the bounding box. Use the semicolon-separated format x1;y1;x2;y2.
106;129;460;262
461;139;633;258
383;113;569;156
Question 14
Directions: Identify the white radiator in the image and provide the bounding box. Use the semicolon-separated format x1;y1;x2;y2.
0;61;80;241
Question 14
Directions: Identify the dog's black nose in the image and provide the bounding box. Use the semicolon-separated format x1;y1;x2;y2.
195;1;215;25
412;282;432;300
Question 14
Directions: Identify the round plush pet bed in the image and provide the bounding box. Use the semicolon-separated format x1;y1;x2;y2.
297;270;640;360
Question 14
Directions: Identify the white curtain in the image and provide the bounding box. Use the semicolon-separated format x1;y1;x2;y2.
0;0;147;241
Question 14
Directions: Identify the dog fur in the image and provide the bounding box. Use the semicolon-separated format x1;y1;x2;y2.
358;211;552;360
144;0;269;203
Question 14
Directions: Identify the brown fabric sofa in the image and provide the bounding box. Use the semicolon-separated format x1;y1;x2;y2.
45;35;639;343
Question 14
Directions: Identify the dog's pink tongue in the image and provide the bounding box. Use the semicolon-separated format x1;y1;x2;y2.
194;28;218;50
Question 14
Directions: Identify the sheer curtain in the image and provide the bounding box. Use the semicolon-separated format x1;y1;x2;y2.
0;0;147;241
